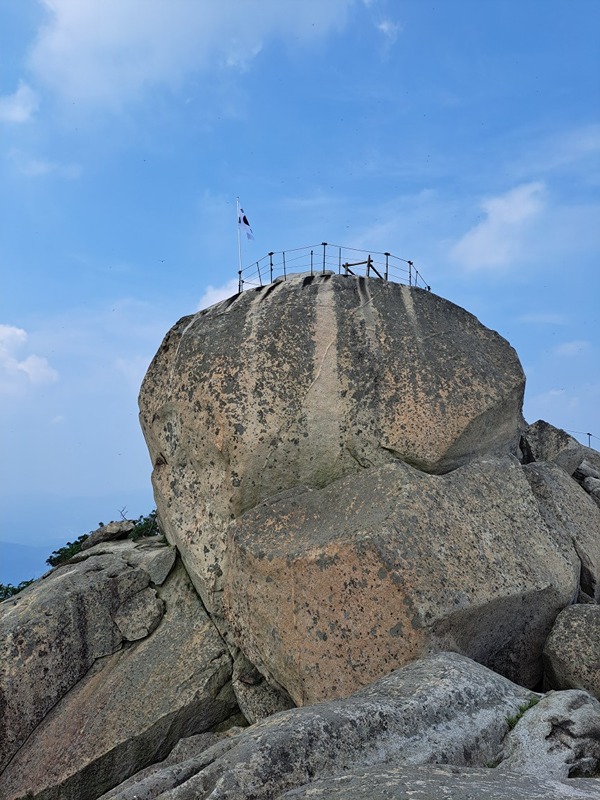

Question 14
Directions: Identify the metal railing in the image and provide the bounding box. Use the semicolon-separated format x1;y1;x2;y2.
238;243;430;293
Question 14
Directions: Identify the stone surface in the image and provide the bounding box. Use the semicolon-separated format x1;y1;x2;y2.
99;653;536;800
97;732;244;800
584;476;600;495
0;538;175;773
524;420;585;474
232;651;295;724
81;519;136;550
544;605;600;699
523;461;600;601
577;460;600;480
0;555;237;800
224;456;578;704
500;690;600;779
112;586;165;641
279;764;600;799
139;275;525;617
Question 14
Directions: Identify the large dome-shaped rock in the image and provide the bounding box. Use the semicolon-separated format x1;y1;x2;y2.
223;456;579;704
139;275;525;615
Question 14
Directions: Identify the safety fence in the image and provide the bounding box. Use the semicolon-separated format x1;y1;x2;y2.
238;243;430;293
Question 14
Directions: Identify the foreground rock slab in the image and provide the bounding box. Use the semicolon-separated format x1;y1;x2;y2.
500;690;600;779
279;764;600;799
103;653;536;800
139;275;525;618
225;456;578;703
0;538;175;773
1;550;237;800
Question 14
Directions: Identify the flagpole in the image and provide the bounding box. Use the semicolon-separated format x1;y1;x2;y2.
236;196;243;291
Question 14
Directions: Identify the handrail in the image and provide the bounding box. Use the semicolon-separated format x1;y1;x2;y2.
237;243;430;293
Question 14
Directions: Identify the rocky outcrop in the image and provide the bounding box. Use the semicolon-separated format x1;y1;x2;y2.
0;537;175;773
523;461;600;601
499;689;600;779
139;275;525;620
277;765;600;799
80;519;136;550
99;653;600;800
524;419;587;474
224;455;584;703
6;275;598;799
544;605;600;699
0;539;238;800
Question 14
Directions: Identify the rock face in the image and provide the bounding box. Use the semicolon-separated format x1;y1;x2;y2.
544;605;600;699
223;455;585;703
6;276;598;799
278;765;600;799
522;461;600;602
0;539;238;800
500;689;600;779
101;652;600;800
139;275;525;620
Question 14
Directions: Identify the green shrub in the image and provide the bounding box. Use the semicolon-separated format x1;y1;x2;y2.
0;580;35;601
128;509;161;540
507;696;540;730
46;533;90;566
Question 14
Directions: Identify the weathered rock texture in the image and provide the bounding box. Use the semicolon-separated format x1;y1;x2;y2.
524;419;588;474
0;541;238;800
500;689;600;779
0;538;174;773
101;652;539;800
81;519;136;550
224;455;582;703
544;605;600;699
279;765;600;799
523;461;600;602
139;275;525;618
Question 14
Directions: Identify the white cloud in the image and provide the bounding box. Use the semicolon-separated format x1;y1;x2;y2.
0;324;59;393
7;149;82;179
554;340;591;357
198;279;240;310
377;19;402;43
450;182;545;271
517;312;568;325
0;81;39;123
29;0;352;108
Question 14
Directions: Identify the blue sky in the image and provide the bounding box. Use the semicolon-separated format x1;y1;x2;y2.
1;0;599;583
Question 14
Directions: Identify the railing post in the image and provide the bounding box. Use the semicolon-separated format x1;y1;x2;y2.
322;242;327;274
256;261;263;286
367;255;372;277
338;247;342;274
310;250;314;276
282;251;287;280
238;270;243;293
384;253;390;281
408;260;413;287
269;252;274;283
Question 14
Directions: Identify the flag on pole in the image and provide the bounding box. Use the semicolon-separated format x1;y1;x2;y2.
238;205;255;240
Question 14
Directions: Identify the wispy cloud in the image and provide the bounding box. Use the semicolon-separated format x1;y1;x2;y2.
450;182;545;271
0;324;58;393
29;0;353;109
517;312;568;325
0;81;39;123
554;340;591;357
376;19;402;44
198;279;240;310
7;149;82;179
